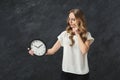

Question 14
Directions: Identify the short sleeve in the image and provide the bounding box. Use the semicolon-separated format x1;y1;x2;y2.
86;32;94;45
57;31;66;46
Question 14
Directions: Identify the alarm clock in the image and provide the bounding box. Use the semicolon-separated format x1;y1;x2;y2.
30;40;47;56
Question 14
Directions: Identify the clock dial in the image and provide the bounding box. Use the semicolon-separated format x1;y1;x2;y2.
30;40;46;56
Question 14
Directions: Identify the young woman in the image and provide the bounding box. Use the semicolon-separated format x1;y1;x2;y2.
28;9;94;80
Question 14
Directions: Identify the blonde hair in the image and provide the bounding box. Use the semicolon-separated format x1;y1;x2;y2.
66;9;87;46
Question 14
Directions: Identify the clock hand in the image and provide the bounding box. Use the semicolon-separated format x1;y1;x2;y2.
37;44;43;48
33;45;39;48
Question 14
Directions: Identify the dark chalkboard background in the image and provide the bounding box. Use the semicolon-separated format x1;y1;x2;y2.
0;0;120;80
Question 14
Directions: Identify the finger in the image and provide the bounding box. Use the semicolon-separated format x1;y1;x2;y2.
29;50;34;55
73;28;75;31
31;52;34;56
75;27;78;31
29;52;34;56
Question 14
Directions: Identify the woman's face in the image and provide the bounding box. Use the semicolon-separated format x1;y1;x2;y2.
68;12;77;28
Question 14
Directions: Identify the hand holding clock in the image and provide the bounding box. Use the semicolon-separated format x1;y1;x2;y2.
28;40;47;56
28;48;34;56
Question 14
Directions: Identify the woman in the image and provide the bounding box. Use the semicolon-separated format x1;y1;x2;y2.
29;9;94;80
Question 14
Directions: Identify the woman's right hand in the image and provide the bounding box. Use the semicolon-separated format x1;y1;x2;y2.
28;48;34;56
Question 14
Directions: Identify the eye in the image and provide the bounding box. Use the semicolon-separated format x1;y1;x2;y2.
71;18;75;21
69;18;76;21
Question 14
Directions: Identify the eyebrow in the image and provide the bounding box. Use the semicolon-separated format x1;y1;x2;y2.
68;18;76;20
68;17;75;19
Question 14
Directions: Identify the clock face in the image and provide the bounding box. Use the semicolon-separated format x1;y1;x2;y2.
31;40;46;56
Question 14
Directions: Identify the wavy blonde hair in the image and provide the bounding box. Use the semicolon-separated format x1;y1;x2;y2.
66;9;88;46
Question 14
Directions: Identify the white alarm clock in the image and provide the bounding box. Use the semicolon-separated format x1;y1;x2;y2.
30;40;47;56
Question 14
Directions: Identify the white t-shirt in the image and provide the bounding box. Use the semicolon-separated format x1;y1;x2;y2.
57;31;94;75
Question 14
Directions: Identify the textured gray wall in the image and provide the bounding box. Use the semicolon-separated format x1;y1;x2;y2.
0;0;120;80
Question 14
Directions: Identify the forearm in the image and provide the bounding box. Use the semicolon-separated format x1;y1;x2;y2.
46;40;61;55
46;48;56;55
77;34;89;54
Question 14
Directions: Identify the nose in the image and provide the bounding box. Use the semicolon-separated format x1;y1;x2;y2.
69;19;72;24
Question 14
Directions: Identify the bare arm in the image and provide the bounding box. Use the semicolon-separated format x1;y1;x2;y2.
46;40;61;55
77;34;91;55
73;27;92;55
